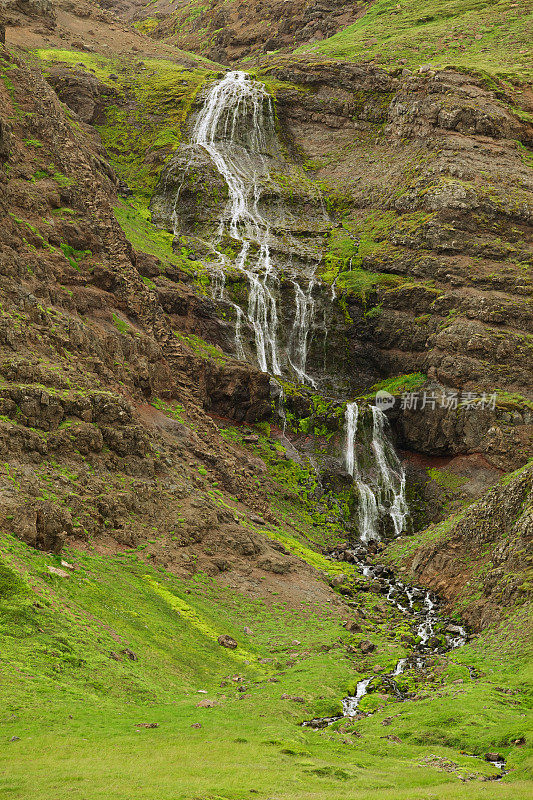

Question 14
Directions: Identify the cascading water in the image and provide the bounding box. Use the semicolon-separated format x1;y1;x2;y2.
189;71;285;377
288;278;317;388
179;73;481;765
344;401;408;541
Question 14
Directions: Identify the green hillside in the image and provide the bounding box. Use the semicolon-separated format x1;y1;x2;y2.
298;0;533;83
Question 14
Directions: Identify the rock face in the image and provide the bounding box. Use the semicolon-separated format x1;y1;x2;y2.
265;57;532;404
0;47;290;576
386;464;533;630
149;55;532;476
119;0;363;64
46;67;120;125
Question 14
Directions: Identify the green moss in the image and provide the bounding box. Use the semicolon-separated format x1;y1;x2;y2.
113;200;209;285
174;330;229;365
427;469;470;491
133;17;159;35
363;373;428;398
60;243;91;271
300;0;533;84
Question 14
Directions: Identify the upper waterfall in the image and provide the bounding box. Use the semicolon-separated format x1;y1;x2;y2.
191;71;282;375
190;71;316;383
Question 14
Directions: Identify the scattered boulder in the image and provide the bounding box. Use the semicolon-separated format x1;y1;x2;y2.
330;574;345;588
218;634;238;650
135;722;158;729
195;699;218;708
281;694;305;702
344;619;362;633
257;556;291;574
121;648;138;661
47;566;69;578
360;640;376;654
445;624;464;634
190;723;202;729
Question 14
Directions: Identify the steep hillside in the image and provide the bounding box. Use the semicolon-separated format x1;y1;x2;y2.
108;0;367;65
300;0;533;85
0;2;532;798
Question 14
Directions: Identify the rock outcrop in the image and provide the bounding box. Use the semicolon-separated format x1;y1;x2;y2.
384;464;533;630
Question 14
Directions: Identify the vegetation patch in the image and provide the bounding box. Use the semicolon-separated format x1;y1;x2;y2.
300;0;533;84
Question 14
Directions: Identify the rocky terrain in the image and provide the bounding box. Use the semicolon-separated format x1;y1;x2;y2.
0;1;531;798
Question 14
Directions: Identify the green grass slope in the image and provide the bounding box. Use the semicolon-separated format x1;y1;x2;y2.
1;422;533;799
298;0;533;83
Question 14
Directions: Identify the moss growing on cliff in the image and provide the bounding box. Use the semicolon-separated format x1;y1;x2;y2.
35;50;215;203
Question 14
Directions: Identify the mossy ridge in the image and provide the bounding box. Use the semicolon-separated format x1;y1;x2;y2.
299;0;533;85
174;330;229;365
356;372;428;399
114;199;211;284
34;49;218;204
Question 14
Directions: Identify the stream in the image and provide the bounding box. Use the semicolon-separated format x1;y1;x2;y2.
182;71;507;779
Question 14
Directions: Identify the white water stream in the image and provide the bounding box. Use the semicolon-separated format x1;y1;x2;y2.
190;73;479;752
192;70;281;374
344;401;408;542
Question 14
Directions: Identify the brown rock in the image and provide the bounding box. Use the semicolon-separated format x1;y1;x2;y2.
217;634;238;650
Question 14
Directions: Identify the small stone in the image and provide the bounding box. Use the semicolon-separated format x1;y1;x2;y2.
243;626;253;635
330;574;345;588
9;736;20;742
250;515;265;525
197;690;208;694
190;723;202;729
60;560;75;569
373;664;383;673
484;752;504;763
445;624;464;634
47;566;69;578
121;648;138;661
135;722;158;729
195;699;218;708
218;634;238;650
344;620;362;634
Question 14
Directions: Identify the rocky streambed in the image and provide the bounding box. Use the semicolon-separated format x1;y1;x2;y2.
303;543;508;779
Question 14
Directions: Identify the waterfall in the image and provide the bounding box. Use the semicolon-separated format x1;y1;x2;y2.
191;71;282;375
344;401;359;478
370;406;409;537
191;72;409;542
344;401;408;542
288;278;317;387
